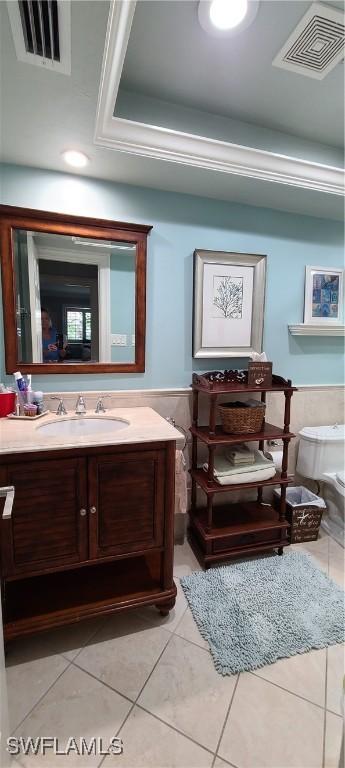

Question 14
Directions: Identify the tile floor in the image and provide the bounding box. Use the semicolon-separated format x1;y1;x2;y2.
5;530;344;768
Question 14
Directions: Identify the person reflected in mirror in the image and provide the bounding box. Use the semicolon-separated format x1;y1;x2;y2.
41;308;67;363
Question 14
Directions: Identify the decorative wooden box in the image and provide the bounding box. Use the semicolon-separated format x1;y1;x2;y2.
273;490;324;543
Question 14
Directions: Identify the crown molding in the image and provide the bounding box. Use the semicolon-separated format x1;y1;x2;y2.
95;0;136;144
94;1;345;197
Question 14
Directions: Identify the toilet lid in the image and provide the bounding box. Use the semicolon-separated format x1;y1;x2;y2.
336;471;345;488
299;424;345;443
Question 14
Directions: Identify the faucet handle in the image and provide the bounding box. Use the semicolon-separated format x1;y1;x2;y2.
50;396;67;416
75;394;86;415
95;394;111;414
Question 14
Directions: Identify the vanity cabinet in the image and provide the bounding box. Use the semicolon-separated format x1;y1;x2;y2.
0;440;176;643
1;457;88;577
88;450;165;559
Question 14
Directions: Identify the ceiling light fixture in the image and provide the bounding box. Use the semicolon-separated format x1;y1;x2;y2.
62;150;89;168
198;0;259;37
210;0;248;29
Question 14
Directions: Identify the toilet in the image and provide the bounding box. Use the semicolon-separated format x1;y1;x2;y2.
296;424;345;547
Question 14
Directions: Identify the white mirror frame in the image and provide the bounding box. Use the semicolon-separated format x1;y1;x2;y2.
193;250;266;358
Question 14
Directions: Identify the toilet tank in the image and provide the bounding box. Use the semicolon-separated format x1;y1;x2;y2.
297;424;345;479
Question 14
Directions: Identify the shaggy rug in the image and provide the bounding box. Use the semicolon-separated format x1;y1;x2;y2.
180;551;344;675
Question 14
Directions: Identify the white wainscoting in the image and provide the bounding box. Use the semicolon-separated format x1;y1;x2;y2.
45;384;344;541
46;384;344;459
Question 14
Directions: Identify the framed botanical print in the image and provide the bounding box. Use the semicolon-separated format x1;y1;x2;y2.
193;250;266;358
304;266;344;324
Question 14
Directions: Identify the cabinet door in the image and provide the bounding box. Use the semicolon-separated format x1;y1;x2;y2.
1;458;88;577
88;449;165;559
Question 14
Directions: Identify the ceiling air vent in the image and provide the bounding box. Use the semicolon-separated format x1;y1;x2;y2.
7;0;71;75
273;2;344;80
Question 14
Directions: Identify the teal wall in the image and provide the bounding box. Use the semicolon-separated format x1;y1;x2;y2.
0;163;344;391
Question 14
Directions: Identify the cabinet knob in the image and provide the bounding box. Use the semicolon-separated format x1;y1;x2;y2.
80;508;87;517
90;506;96;514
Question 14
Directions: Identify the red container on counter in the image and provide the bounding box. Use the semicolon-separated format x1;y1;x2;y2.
0;392;16;417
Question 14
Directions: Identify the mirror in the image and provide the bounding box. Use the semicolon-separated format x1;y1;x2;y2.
14;231;136;365
0;206;151;374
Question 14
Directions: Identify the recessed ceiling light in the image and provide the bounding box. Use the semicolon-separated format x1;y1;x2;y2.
62;150;89;168
210;0;248;29
198;0;259;37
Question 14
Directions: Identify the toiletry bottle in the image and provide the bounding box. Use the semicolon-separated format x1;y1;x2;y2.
33;391;44;415
14;371;28;412
14;372;27;393
26;374;33;403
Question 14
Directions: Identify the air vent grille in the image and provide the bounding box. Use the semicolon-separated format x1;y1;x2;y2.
19;1;60;61
273;2;344;80
7;0;70;74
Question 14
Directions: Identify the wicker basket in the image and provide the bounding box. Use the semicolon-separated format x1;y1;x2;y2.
219;401;265;434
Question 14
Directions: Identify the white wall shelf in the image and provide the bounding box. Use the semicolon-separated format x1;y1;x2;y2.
288;324;345;336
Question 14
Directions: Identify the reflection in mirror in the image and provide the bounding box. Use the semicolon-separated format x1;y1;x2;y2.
13;230;136;365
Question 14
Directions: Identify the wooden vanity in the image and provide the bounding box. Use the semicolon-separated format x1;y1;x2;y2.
0;409;179;643
0;206;181;644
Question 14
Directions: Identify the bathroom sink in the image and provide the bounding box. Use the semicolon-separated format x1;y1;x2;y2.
36;416;129;439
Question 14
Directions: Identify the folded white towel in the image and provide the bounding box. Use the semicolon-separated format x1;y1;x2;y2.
213;466;276;485
203;450;274;478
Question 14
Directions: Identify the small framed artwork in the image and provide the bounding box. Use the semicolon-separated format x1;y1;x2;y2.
304;266;344;324
193;250;266;358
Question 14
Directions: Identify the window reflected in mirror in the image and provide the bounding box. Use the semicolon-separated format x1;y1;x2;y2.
13;230;136;365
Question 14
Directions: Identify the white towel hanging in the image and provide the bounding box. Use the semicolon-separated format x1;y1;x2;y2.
175;449;188;515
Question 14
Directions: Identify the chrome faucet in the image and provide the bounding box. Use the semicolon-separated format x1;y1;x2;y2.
51;396;67;416
95;395;111;414
75;395;86;415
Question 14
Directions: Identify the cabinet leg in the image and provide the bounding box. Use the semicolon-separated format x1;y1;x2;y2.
156;596;176;617
278;547;284;556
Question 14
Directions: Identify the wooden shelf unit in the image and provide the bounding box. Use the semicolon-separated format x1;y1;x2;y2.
190;422;295;446
189;371;297;568
191;468;292;495
189;502;290;567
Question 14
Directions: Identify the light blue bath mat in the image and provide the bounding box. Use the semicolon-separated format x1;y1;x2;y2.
180;552;344;675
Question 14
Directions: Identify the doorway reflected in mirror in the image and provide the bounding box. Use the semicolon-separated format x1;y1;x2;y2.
13;230;136;365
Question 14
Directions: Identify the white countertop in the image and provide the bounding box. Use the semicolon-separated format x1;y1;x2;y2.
0;407;182;455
